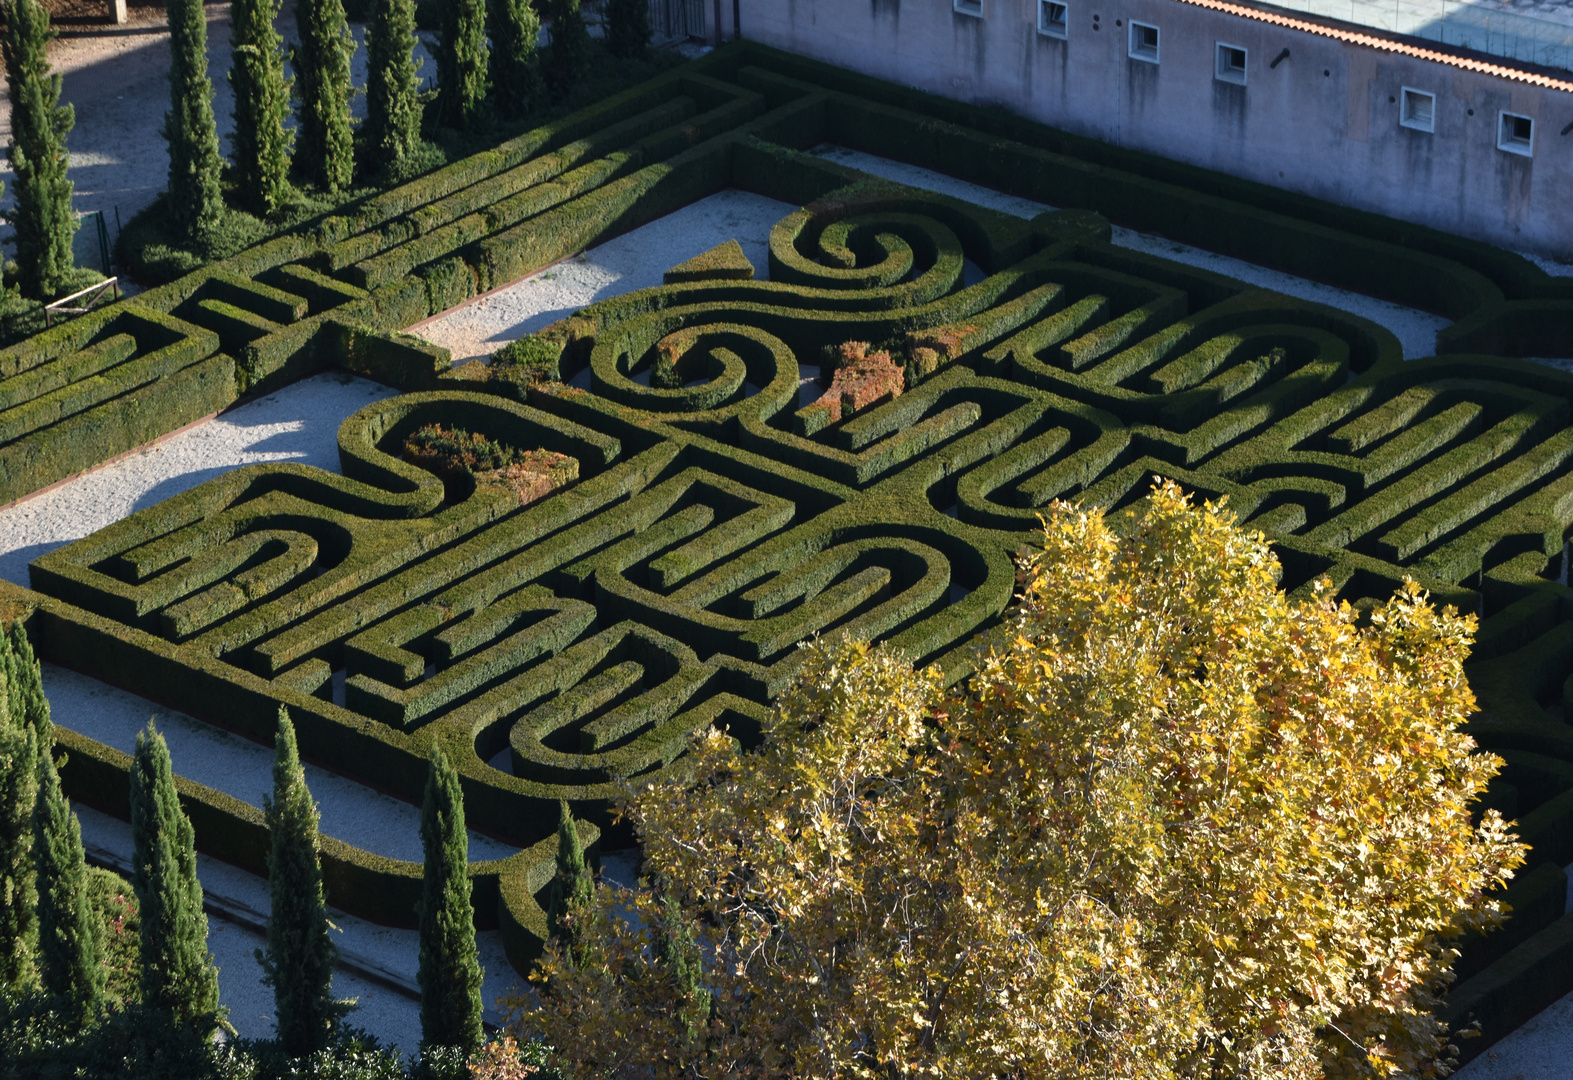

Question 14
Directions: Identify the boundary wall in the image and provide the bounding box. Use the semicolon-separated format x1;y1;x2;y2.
738;0;1573;259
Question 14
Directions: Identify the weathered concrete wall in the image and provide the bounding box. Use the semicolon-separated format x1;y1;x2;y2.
738;0;1573;259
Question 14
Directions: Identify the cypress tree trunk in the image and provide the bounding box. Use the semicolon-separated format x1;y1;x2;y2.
0;0;76;300
543;799;594;970
33;750;106;1023
436;0;488;129
417;747;483;1054
364;0;422;175
541;0;587;99
228;0;293;216
488;0;540;114
130;721;222;1028
292;0;354;192
259;708;344;1057
164;0;225;242
604;0;647;60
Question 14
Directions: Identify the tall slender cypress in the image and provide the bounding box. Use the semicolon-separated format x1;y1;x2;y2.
33;749;106;1023
604;0;648;60
292;0;354;192
0;0;76;299
489;0;540;114
164;0;225;241
0;624;50;996
652;887;707;1032
543;799;594;970
130;721;222;1028
6;621;51;741
541;0;588;99
417;747;483;1054
436;0;488;129
258;708;345;1057
0;672;37;993
364;0;422;175
228;0;293;216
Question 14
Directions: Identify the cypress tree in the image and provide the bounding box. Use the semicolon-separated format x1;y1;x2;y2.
292;0;354;192
258;708;345;1057
228;0;293;216
0;0;76;299
33;749;106;1023
436;0;488;129
0;623;51;996
604;0;648;60
652;888;707;1030
130;720;222;1028
6;621;51;740
541;0;588;99
416;746;483;1054
364;0;422;175
164;0;225;241
543;799;594;970
489;0;540;114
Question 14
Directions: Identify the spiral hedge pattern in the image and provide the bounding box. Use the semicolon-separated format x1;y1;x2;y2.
0;42;1569;1055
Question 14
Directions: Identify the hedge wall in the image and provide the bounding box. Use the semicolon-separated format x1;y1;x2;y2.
0;42;1564;1038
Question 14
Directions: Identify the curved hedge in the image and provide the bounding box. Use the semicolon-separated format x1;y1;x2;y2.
0;42;1564;1053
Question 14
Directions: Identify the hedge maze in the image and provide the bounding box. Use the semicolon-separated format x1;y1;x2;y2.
0;41;1569;1055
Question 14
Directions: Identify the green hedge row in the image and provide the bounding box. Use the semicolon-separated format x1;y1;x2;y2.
47;716;601;970
0;44;1562;1025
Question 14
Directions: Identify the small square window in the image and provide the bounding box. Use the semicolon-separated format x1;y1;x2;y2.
1498;111;1533;156
953;0;983;16
1129;21;1159;63
1215;43;1247;84
1038;0;1068;38
1400;88;1435;133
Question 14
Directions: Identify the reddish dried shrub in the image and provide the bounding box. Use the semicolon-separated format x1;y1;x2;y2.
808;341;906;424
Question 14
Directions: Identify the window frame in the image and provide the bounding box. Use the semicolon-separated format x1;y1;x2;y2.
1129;21;1160;63
1215;42;1248;85
1038;0;1069;39
1498;111;1534;156
953;0;984;17
1399;87;1436;133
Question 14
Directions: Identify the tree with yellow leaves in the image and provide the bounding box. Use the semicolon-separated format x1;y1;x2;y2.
518;481;1524;1080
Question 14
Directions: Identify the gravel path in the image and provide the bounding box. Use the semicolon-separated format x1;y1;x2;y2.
0;372;401;586
410;188;796;366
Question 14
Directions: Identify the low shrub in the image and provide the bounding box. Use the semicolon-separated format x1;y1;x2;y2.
403;423;579;504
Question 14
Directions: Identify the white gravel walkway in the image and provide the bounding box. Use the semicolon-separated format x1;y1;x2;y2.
410;189;796;366
0;372;400;586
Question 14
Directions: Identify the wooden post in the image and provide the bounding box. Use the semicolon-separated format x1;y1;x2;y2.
109;0;127;22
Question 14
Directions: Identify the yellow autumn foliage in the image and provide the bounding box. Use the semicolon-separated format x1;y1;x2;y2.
516;481;1524;1080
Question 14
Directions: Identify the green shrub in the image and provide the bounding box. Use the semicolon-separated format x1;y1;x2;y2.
164;0;225;240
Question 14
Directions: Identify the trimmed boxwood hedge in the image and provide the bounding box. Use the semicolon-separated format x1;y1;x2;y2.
0;42;1567;1041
